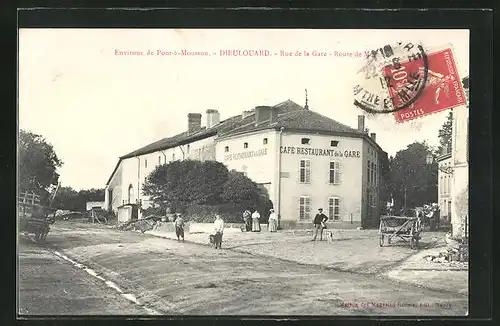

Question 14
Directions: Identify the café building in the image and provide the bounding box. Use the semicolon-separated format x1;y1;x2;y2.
105;99;388;228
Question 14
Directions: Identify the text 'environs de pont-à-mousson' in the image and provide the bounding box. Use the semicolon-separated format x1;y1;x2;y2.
114;49;372;58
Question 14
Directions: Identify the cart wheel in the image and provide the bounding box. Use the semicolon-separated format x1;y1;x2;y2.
379;234;384;247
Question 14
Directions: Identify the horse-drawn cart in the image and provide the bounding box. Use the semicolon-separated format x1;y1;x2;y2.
18;192;56;242
379;215;422;249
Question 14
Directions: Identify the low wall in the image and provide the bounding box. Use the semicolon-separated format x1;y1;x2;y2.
279;220;361;230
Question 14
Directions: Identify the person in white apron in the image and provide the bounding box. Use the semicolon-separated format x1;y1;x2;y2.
268;209;278;232
251;210;261;232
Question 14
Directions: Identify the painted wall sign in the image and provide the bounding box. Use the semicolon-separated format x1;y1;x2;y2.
280;146;361;158
224;148;268;161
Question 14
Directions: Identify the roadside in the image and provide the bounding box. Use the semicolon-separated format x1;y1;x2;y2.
18;236;147;315
25;221;467;315
143;224;468;294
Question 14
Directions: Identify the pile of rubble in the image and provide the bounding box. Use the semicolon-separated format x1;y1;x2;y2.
115;215;164;233
424;232;469;264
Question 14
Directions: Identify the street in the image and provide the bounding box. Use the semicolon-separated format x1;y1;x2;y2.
18;221;468;316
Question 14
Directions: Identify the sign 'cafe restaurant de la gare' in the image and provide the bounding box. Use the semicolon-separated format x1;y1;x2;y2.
104;100;389;228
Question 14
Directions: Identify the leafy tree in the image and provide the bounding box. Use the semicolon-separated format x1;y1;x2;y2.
222;170;273;217
142;161;272;217
52;187;105;212
437;111;453;155
185;161;228;204
19;130;63;202
389;141;438;212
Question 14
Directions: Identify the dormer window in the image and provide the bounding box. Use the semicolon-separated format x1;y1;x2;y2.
244;142;248;149
301;138;310;145
225;146;229;152
331;140;339;147
263;138;268;145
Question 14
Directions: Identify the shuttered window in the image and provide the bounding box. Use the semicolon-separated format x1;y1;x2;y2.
299;196;311;220
329;161;340;184
299;159;311;184
328;197;340;221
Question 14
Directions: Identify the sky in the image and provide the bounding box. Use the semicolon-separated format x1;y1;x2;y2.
18;29;469;190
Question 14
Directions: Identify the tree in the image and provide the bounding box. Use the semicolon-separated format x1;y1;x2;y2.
389;141;438;212
52;187;105;212
142;161;272;218
19;130;63;202
437;111;453;155
222;170;273;217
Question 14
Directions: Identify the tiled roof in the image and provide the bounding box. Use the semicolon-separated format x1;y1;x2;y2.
120;99;306;159
107;99;379;185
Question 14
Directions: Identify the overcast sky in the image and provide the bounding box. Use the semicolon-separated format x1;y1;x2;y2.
18;29;469;190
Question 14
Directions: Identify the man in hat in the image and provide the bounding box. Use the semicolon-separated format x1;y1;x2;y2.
312;208;328;241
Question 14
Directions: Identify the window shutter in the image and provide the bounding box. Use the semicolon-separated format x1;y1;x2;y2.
335;162;341;184
307;160;311;184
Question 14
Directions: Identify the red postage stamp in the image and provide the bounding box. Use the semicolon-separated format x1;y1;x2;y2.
386;48;467;123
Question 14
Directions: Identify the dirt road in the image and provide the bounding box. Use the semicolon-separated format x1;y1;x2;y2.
18;222;467;316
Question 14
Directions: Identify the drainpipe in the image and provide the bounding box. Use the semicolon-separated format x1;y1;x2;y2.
135;156;140;206
277;127;284;229
160;150;167;164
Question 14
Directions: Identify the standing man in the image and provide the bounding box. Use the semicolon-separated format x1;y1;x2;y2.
312;208;328;241
213;214;224;249
174;213;185;242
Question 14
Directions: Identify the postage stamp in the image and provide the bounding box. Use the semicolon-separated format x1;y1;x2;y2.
353;41;429;115
392;47;467;123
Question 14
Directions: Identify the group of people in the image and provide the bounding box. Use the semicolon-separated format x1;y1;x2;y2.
242;208;278;233
173;213;225;249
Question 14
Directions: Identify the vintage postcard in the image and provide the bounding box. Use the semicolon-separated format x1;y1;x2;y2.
18;27;469;316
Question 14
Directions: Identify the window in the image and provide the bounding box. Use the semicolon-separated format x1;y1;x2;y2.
127;185;134;204
367;160;371;183
329;161;340;184
145;159;148;168
263;138;268;145
299;159;311;183
172;153;175;161
158;156;161;165
301;138;310;145
440;176;443;195
299;196;311;220
187;144;190;155
198;148;202;159
328;197;340;221
244;142;248;149
371;161;375;184
225;146;229;152
330;140;339;147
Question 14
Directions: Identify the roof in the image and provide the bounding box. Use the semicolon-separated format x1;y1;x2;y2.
106;100;383;185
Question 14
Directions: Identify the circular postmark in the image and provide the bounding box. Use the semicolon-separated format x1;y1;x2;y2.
353;42;429;114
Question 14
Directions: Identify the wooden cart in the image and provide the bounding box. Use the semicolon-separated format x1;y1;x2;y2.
18;192;56;242
379;215;422;249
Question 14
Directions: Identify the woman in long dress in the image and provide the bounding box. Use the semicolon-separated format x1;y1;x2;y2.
251;210;261;232
268;209;278;232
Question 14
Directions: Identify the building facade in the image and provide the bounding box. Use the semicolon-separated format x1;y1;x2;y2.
104;100;388;228
436;152;452;222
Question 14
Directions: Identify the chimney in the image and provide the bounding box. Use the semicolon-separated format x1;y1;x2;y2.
206;109;220;129
269;107;278;124
188;113;202;134
357;115;365;132
370;133;376;142
255;106;272;125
